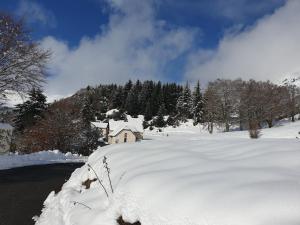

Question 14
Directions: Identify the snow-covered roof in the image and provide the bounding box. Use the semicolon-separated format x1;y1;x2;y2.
0;123;13;130
91;122;108;129
109;124;140;137
109;115;144;133
106;109;119;116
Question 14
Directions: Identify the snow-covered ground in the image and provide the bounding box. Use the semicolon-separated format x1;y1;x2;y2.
0;150;86;170
147;117;300;139
35;120;300;225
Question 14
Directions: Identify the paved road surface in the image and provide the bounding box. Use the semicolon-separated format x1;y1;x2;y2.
0;163;84;225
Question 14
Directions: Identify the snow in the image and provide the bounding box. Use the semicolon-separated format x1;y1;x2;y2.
0;122;13;130
0;150;86;170
35;119;300;225
106;108;119;116
91;121;108;129
2;90;26;107
109;115;144;133
109;124;140;137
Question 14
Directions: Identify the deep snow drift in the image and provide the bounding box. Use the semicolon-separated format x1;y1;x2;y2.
35;120;300;225
0;150;86;170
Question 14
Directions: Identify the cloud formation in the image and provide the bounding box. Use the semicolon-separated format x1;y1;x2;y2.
185;0;300;83
16;0;56;27
158;0;286;22
42;0;196;97
41;0;299;99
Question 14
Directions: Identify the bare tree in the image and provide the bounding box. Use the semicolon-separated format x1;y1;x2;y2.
282;77;300;122
0;13;50;101
239;80;290;129
260;81;283;128
208;79;238;132
203;85;220;134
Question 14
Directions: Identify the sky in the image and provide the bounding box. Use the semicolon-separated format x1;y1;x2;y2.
2;0;299;99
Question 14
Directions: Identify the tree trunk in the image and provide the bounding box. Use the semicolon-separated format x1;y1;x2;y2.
291;114;295;122
225;122;229;132
266;120;273;128
208;122;213;134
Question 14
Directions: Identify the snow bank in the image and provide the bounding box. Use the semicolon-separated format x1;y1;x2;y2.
35;121;300;225
106;108;119;116
146;119;300;139
0;122;13;130
0;150;86;170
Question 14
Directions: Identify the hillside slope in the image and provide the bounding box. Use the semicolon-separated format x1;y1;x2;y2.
36;120;300;225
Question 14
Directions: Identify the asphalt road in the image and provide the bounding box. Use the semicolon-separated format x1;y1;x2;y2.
0;163;84;225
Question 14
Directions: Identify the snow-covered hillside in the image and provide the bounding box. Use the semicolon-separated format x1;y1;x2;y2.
35;120;300;225
146;117;300;139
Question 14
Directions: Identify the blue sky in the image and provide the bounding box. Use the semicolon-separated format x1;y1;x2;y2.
0;0;284;48
2;0;299;98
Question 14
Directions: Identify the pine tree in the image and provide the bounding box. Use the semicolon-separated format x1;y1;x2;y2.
14;88;47;132
144;101;152;121
81;94;95;126
176;83;193;122
150;81;162;116
111;86;124;109
138;81;154;114
125;84;139;117
192;81;204;125
122;80;133;109
154;103;166;127
81;125;99;155
99;96;109;113
80;93;99;155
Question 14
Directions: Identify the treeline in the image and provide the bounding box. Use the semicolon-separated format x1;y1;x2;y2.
79;78;300;130
11;78;300;154
81;80;184;120
204;78;300;133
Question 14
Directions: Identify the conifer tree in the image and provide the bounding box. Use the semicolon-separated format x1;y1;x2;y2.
193;81;204;125
111;86;124;109
14;88;47;132
80;94;98;155
98;96;109;113
176;83;193;122
125;85;139;117
150;81;162;116
154;103;166;127
122;80;133;109
138;81;154;114
144;101;153;121
81;94;95;126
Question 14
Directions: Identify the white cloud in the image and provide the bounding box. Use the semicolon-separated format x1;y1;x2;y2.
16;0;56;27
185;0;300;84
156;0;286;23
42;0;196;98
207;0;286;21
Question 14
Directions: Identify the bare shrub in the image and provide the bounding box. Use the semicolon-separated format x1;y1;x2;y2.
249;120;260;139
117;216;141;225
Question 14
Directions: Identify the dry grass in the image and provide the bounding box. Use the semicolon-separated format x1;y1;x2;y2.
116;216;141;225
82;178;97;189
